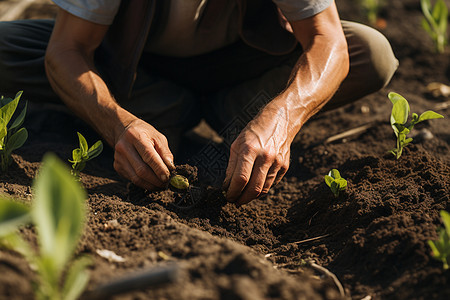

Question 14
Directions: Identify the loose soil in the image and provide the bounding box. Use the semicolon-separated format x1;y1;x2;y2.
1;0;450;299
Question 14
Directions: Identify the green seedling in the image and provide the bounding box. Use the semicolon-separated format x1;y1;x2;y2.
0;153;90;300
69;132;103;178
324;169;347;198
0;91;28;172
169;174;190;191
388;92;444;159
168;173;203;209
359;0;385;25
421;0;448;53
428;210;450;269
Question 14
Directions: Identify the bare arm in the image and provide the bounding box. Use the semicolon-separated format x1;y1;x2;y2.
45;9;175;189
224;2;349;206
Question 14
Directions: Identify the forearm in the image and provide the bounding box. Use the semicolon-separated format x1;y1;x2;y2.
272;34;349;141
45;50;136;146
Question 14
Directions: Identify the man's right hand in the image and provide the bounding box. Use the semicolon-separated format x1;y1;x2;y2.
113;118;175;190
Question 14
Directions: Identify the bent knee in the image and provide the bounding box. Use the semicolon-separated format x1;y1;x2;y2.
343;21;399;91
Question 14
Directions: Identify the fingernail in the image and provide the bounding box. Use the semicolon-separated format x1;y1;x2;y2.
160;174;168;182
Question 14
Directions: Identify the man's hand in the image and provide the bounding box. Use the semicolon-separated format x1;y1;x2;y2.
114;118;175;190
222;2;349;206
223;103;291;206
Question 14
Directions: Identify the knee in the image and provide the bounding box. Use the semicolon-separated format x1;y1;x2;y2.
344;21;399;92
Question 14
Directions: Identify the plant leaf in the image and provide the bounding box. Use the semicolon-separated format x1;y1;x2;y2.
391;97;410;126
71;148;82;162
328;169;341;180
0;198;30;236
418;110;444;122
33;153;87;276
440;210;450;235
0;92;21;128
5;128;28;157
324;175;333;188
9;101;27;132
86;140;103;160
335;178;348;190
77;132;88;155
62;256;91;300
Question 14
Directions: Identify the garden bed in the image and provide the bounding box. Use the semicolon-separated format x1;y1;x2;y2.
1;0;450;299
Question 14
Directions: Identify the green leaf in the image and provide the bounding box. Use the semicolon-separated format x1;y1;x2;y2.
0;198;30;236
0;91;22;127
440;210;450;234
86;140;103;160
71;148;82;163
5;128;28;157
335;178;348;190
33;153;87;275
62;256;91;300
9;101;27;132
328;169;341;180
391;97;410;126
418;110;444;122
77;132;88;155
388;92;406;105
324;175;333;188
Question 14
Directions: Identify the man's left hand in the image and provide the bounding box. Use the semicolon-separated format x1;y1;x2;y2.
223;103;292;206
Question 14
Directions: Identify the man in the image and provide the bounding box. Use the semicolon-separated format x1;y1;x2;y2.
0;0;398;206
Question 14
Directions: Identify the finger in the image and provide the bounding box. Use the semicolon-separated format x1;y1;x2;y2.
153;135;176;170
116;140;165;187
134;138;171;183
226;150;257;202
223;150;238;191
262;163;281;194
114;152;159;190
274;165;288;186
235;157;272;206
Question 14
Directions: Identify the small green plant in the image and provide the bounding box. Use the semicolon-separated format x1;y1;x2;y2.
388;92;444;159
421;0;448;53
359;0;385;25
428;210;450;270
0;153;90;300
69;132;103;178
0;91;28;172
324;169;347;198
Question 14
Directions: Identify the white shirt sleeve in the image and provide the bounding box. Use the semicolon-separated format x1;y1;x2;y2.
52;0;121;25
272;0;333;21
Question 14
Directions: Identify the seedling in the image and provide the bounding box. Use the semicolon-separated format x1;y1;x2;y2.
421;0;448;53
428;210;450;269
324;169;347;198
388;92;444;159
0;91;28;172
168;173;202;209
69;132;103;178
359;0;385;25
0;153;90;299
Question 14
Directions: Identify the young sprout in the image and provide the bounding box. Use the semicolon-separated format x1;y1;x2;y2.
0;91;28;172
421;0;448;53
169;174;190;191
69;132;103;178
324;169;347;198
0;154;90;300
388;92;444;159
428;210;450;269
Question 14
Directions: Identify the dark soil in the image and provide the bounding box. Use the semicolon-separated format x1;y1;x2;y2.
1;0;450;299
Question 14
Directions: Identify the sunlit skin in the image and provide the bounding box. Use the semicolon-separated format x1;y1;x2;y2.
45;2;349;206
223;2;349;206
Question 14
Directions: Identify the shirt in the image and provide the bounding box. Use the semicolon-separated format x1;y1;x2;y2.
52;0;333;56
